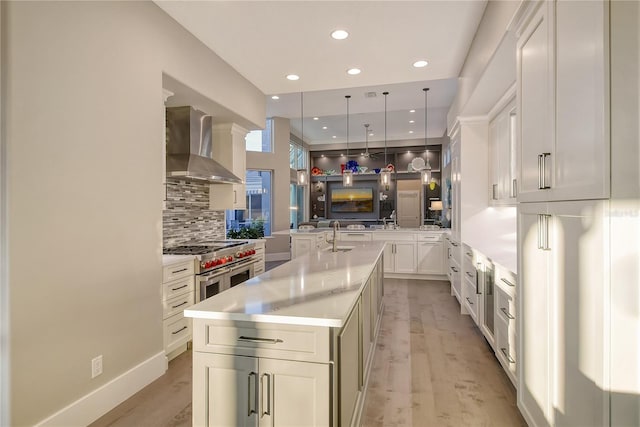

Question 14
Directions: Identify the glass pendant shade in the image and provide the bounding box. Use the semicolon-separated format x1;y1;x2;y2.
297;169;308;186
343;169;353;187
421;168;432;186
380;169;391;187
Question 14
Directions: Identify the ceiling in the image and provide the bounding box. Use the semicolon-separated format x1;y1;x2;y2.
155;1;488;146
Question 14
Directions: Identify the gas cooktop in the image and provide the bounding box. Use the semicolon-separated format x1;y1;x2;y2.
163;240;248;255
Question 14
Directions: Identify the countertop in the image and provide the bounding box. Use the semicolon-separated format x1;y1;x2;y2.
287;227;448;235
184;241;385;328
466;238;517;275
162;255;196;266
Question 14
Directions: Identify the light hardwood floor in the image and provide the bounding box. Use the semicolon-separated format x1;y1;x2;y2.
91;278;525;427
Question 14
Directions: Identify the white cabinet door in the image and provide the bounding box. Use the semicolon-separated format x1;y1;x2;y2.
291;237;312;258
554;0;608;201
259;358;330;427
518;1;609;202
547;200;608;427
518;202;552;427
339;303;360;427
416;241;444;274
393;242;416;274
361;279;372;373
193;353;259;427
517;3;554;202
382;243;394;272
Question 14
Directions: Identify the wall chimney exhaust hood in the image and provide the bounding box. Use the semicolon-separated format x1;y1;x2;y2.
166;106;243;184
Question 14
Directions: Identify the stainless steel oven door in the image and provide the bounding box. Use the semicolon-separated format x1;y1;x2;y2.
196;267;230;303
228;259;255;288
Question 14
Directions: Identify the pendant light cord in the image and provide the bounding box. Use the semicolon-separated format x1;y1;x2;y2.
301;92;304;144
383;91;389;165
345;95;351;157
423;88;429;161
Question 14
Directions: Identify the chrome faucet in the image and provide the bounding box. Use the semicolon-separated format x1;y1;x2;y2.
326;220;341;252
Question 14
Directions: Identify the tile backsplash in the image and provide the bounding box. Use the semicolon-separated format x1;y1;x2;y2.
163;180;225;247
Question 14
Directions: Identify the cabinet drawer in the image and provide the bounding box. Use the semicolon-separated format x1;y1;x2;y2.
163;260;195;282
339;232;372;241
193;321;330;363
496;286;516;325
164;312;192;354
463;276;479;321
163;275;194;300
463;262;477;283
372;232;415;241
163;292;195;319
495;318;517;383
417;233;442;242
495;266;516;295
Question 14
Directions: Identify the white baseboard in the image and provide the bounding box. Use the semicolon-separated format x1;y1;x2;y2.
265;252;290;262
35;351;167;427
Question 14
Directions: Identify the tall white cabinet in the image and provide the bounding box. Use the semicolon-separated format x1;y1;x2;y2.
515;1;612;426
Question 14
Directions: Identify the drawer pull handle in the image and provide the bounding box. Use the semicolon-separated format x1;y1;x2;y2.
500;278;515;287
466;271;473;278
238;336;283;344
450;266;458;272
466;297;474;305
501;348;515;364
171;268;188;274
171;284;188;291
500;307;515;320
262;373;272;417
466;252;472;257
171;326;188;335
171;301;189;309
248;372;257;416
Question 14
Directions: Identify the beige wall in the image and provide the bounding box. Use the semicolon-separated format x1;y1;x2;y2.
246;117;292;257
3;1;264;425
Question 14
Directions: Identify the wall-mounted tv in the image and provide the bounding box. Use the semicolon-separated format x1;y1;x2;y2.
331;188;374;213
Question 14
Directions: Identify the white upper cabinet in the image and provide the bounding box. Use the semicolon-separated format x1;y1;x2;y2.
516;0;609;203
210;123;248;210
489;95;517;205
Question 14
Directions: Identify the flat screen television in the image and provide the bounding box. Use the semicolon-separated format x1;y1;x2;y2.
331;188;374;213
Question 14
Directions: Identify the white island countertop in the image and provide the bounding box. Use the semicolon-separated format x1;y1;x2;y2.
184;241;385;328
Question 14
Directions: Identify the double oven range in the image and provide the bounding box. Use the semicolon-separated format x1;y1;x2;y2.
163;240;257;302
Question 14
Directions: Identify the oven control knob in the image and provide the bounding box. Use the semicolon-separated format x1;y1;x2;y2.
227;256;233;262
251;249;256;255
246;251;251;256
201;261;207;269
206;261;214;268
236;252;243;258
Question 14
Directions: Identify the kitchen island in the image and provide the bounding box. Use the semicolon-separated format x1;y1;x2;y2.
185;241;385;427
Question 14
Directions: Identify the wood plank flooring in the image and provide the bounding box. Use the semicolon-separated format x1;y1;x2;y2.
361;278;525;427
90;278;525;427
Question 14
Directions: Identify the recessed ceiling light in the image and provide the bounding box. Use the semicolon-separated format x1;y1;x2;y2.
321;154;325;158
407;150;412;154
413;60;429;68
341;153;344;156
410;109;416;113
332;136;337;139
409;120;415;124
271;95;280;100
286;74;300;81
347;68;361;75
322;126;328;130
409;131;414;134
313;117;319;120
331;29;349;40
369;133;374;136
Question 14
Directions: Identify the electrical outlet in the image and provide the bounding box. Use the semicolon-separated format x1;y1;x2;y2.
91;355;103;379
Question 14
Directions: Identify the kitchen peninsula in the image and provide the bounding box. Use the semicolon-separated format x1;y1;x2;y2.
184;241;385;426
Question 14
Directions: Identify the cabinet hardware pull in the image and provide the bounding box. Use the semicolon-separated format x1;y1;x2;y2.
171;326;187;335
500;278;515;287
262;373;271;417
171;268;188;274
234;189;237;204
346;233;365;236
451;266;458;272
501;348;515;364
537;214;551;250
466;271;473;278
248;372;257;416
538;153;551;189
466;252;472;257
476;262;481;294
238;336;283;344
447;248;451;259
451;242;458;247
171;284;188;291
492;183;497;200
512;179;517;198
171;301;188;309
538;154;543;189
501;307;515;320
466;297;474;305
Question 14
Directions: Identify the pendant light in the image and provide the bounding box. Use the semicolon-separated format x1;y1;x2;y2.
380;91;391;189
363;123;371;158
343;95;353;187
296;92;308;186
421;88;432;186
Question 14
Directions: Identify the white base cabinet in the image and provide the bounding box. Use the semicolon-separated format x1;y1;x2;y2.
518;200;608;427
162;259;195;358
291;232;328;258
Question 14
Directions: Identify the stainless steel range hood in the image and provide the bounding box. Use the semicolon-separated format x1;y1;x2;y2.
166;106;243;184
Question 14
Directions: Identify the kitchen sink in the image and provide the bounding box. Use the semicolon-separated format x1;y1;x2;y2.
324;246;355;253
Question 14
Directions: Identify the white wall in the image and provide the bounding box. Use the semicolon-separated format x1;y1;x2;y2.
3;2;264;425
246;117;292;258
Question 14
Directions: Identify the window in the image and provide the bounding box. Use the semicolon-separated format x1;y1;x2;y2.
245;120;272;152
226;170;272;236
289;138;308;170
290;183;305;229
